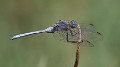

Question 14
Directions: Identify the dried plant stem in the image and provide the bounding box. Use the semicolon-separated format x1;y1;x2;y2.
74;43;80;67
74;23;81;67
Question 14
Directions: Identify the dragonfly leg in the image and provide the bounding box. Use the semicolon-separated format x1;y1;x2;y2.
66;31;69;42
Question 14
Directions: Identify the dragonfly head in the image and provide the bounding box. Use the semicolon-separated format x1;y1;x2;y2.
70;20;78;28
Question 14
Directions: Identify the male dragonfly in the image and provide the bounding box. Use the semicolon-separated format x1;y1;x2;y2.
10;20;102;47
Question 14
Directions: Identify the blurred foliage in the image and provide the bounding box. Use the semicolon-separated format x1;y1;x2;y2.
0;0;120;67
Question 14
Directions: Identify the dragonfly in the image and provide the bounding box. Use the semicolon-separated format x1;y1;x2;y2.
10;20;102;47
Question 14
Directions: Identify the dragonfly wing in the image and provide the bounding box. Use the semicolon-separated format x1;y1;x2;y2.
53;28;80;43
53;30;68;42
80;23;102;46
53;23;102;46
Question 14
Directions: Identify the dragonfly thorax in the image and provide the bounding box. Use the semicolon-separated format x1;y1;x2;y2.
53;20;78;32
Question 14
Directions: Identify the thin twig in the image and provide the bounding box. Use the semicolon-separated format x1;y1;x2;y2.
74;23;81;67
74;44;80;67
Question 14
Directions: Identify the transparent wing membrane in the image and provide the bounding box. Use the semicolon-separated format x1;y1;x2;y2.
53;31;67;42
53;23;102;47
80;23;102;46
53;27;80;43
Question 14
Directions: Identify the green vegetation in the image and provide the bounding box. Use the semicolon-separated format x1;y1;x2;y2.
0;0;120;67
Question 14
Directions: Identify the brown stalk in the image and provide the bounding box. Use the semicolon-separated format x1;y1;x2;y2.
74;43;80;67
74;24;81;67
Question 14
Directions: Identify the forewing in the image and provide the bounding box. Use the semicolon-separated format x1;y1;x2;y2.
80;23;102;46
53;30;68;42
53;28;80;43
53;23;102;46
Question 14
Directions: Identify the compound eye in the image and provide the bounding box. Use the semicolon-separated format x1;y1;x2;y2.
71;20;78;28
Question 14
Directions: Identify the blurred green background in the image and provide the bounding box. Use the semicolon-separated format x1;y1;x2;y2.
0;0;120;67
